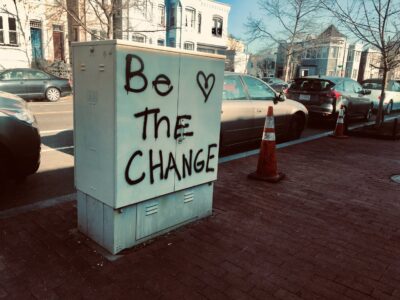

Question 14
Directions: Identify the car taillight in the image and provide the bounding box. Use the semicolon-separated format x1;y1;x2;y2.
283;88;288;94
329;89;341;100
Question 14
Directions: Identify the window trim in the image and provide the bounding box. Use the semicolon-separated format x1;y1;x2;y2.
132;33;146;43
184;7;196;28
8;17;17;45
184;41;194;51
0;16;3;44
158;4;165;27
212;16;223;37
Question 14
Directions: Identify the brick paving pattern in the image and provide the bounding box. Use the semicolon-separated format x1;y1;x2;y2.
0;137;399;299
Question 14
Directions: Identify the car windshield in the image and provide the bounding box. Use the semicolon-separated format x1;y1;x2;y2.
289;79;335;92
361;82;382;90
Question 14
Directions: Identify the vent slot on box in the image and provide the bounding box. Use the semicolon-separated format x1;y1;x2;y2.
184;191;194;203
145;203;159;216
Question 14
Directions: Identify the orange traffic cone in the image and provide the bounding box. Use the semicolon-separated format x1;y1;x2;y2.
248;106;285;183
331;105;348;138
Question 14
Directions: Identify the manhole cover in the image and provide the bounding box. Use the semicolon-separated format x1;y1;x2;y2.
391;175;400;184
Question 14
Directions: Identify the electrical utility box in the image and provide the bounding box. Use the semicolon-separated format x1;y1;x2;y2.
72;40;225;254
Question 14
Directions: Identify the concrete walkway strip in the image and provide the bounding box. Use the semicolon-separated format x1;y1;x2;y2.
0;193;76;220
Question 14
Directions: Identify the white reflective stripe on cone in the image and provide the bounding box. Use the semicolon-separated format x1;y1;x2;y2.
337;118;344;124
262;132;276;141
264;117;275;129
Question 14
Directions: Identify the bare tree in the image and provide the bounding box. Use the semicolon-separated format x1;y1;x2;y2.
55;0;151;40
246;0;322;82
321;0;400;126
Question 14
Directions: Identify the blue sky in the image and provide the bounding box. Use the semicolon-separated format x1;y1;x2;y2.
217;0;365;53
218;0;265;52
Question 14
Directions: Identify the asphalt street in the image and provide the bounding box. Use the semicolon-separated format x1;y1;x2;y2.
1;96;398;211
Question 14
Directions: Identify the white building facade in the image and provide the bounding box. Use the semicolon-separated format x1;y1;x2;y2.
122;0;230;54
0;0;69;69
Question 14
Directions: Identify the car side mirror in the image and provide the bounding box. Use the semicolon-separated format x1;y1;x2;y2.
362;89;371;95
274;92;286;104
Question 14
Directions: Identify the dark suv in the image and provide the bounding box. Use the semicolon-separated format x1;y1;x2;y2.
0;91;41;183
286;76;373;121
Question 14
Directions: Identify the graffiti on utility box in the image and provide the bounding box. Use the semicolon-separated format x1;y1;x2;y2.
123;53;218;187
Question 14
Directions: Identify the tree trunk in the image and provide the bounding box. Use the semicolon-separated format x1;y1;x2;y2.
284;46;292;82
375;67;388;126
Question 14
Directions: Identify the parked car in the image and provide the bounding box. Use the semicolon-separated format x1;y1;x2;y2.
262;77;289;93
0;91;41;183
0;68;72;102
361;79;400;114
286;76;373;121
221;73;308;149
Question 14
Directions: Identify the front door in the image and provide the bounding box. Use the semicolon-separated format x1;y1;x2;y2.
53;31;64;61
30;27;43;63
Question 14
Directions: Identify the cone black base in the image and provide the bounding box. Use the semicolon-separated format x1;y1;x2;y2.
248;172;285;183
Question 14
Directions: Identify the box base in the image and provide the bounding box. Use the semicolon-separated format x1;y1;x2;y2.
77;183;213;254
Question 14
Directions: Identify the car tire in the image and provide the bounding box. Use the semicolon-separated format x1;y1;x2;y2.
288;113;305;140
386;101;393;115
364;106;373;121
46;87;61;102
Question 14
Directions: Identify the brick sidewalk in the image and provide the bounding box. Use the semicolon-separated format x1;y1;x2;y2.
1;137;399;299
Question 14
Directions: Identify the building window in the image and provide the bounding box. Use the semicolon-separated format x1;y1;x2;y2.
132;33;146;43
0;17;3;44
198;13;202;33
185;7;195;28
91;29;106;40
169;6;175;27
198;47;215;54
352;69;358;79
91;29;98;41
73;27;79;41
184;42;194;51
158;5;165;26
330;47;339;58
212;16;223;37
347;50;354;61
168;38;175;47
8;17;17;45
157;39;164;46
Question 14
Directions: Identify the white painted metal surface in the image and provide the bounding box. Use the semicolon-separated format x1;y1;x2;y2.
73;40;224;253
73;40;225;209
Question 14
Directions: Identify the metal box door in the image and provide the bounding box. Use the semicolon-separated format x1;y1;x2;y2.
174;54;224;191
115;46;180;208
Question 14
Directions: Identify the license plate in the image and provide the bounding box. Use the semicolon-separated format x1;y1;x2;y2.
299;94;311;101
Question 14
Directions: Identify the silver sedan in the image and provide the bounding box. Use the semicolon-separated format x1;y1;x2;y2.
220;73;308;149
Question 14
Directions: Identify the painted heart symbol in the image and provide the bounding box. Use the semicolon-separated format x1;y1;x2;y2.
196;71;215;103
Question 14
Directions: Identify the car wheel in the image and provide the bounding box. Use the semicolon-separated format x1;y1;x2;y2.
386;101;393;115
364;106;373;121
46;87;61;102
288;113;304;140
